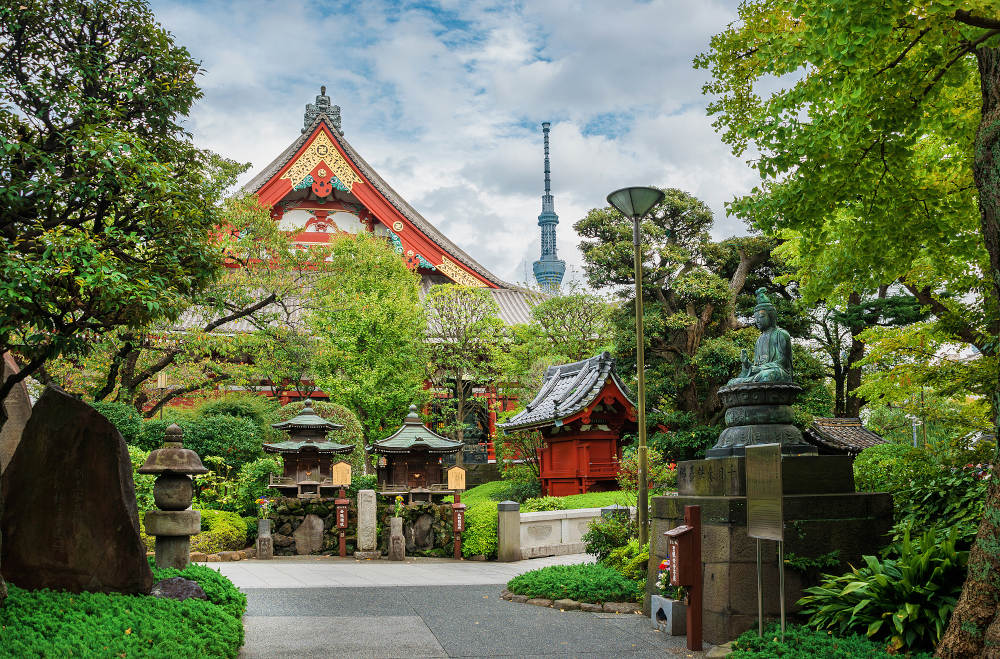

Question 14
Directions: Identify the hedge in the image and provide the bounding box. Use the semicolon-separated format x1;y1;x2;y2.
191;510;248;554
507;563;640;603
138;416;264;470
462;500;498;558
0;561;246;658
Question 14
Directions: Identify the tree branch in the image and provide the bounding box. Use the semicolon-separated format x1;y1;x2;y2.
954;10;1000;31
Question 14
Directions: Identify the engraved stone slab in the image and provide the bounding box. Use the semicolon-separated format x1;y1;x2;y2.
293;513;324;555
356;489;376;552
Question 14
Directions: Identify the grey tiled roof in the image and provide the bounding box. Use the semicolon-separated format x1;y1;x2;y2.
804;417;886;456
242;114;510;288
498;352;637;431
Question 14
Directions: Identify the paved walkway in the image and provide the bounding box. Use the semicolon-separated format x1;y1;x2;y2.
204;555;710;658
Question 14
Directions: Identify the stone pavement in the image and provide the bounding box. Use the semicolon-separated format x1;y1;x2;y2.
204;554;713;658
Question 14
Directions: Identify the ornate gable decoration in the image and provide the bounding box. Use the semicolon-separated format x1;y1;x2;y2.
438;255;486;288
280;130;361;196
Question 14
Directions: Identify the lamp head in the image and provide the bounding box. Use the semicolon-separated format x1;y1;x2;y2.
606;187;664;219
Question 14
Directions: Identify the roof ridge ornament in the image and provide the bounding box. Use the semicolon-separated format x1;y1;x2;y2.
303;85;342;134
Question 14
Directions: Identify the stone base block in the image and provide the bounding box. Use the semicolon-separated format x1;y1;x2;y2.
354;550;381;560
650;595;686;635
678;455;856;497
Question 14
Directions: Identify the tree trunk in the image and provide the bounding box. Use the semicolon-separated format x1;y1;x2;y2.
936;45;1000;659
455;380;465;467
844;292;866;418
0;403;6;602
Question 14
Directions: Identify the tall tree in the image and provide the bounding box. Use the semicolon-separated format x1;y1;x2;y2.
528;289;614;363
697;3;1000;654
424;284;506;465
575;188;776;436
309;233;427;455
0;0;242;416
0;0;239;603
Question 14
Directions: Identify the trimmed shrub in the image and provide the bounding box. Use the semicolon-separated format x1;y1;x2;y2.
798;527;967;652
233;455;283;516
91;400;143;445
488;478;541;503
582;513;637;562
1;562;245;658
853;443;936;495
729;623;934;658
196;394;279;429
190;509;248;553
604;538;649;585
137;416;264;469
128;445;156;514
507;563;640;603
520;496;567;512
462;500;499;558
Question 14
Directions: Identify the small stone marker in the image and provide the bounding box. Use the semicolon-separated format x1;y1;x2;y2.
151;577;207;602
354;489;379;559
256;518;273;560
293;514;324;555
389;516;405;561
1;386;153;593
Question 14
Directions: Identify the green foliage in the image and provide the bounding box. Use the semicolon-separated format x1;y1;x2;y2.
583;514;638;562
136;416;264;470
1;563;245;658
507;563;640;604
461;500;499;559
190;510;248;554
128;445;156;515
730;623;934;659
233;456;283;517
604;538;649;586
784;550;842;573
555;491;631;509
616;445;675;496
528;291;614;362
488;478;541;503
520;496;568;512
853;444;937;495
798;528;968;652
197;394;279;430
347;473;378;499
309;233;427;443
91;400;143;445
891;465;989;547
650;411;722;461
455;479;513;505
0;0;243;385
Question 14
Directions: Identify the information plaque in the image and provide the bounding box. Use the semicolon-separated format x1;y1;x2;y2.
745;443;783;541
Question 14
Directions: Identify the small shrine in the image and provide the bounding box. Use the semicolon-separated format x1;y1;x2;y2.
264;399;355;498
499;352;639;496
368;405;463;500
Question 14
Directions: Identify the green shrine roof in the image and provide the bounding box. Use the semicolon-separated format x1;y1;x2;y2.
263;439;354;455
270;399;344;432
368;405;463;455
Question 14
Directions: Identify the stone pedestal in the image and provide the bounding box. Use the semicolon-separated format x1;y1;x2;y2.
650;595;686;635
497;500;521;562
706;383;817;458
256;519;273;560
646;456;892;644
388;516;405;561
354;489;380;559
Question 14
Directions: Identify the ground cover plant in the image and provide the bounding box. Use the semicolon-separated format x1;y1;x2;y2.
0;562;246;658
506;563;640;603
729;623;934;659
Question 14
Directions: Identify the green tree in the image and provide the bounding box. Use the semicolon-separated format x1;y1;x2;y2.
0;0;242;603
424;284;506;464
528;289;614;363
309;233;427;455
0;0;243;414
696;3;999;653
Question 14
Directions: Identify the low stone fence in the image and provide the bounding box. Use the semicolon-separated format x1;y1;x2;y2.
497;503;636;561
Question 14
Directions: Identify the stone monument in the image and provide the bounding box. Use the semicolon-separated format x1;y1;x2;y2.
354;489;380;559
706;289;815;459
139;424;208;569
645;294;893;643
1;386;153;594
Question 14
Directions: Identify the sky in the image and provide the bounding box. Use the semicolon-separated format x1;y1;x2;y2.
150;0;754;287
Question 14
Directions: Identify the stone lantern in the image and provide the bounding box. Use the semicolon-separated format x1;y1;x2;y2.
138;423;208;569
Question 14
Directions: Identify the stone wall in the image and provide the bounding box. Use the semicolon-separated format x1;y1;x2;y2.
497;504;636;561
377;501;455;557
270;497;359;556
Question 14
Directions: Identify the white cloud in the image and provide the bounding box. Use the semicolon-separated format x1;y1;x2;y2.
151;0;753;285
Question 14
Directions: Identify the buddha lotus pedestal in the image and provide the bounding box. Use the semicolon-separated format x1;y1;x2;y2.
705;382;817;459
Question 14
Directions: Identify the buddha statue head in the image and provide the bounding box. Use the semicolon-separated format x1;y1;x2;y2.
753;288;778;331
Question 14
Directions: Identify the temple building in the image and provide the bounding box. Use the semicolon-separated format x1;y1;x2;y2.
368;404;463;499
532;122;566;290
242;86;535;324
498;352;638;496
264;399;355;498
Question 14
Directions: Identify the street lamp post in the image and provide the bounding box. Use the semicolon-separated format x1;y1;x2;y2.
606;186;665;548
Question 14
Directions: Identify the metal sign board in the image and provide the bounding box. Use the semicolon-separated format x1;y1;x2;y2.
330;461;352;487
745;443;783;541
447;466;466;491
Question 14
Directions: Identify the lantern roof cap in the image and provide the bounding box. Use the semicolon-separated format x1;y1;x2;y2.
138;423;209;475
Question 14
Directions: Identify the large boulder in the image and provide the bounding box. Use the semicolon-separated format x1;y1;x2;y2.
1;386;153;594
0;353;32;474
293;513;324;555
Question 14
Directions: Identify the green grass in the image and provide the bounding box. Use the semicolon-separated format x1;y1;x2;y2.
729;623;935;658
0;561;246;658
456;481;632;510
507;563;640;603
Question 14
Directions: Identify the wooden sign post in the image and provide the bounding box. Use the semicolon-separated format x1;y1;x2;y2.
331;461;352;558
664;505;702;651
745;443;785;640
448;466;467;559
